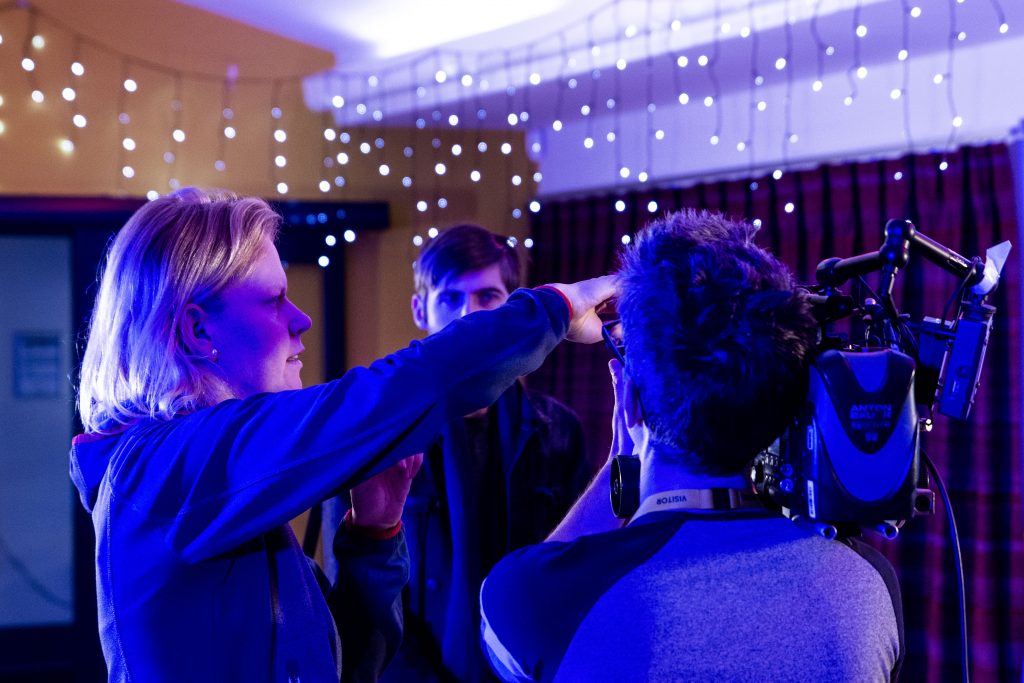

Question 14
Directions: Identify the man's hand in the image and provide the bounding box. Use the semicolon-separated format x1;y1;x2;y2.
348;453;424;531
545;274;618;343
609;358;636;457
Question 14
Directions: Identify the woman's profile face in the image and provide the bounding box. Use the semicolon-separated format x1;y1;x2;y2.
203;236;312;398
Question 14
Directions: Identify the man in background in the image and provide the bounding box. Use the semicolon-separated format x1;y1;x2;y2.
385;224;593;683
480;210;905;682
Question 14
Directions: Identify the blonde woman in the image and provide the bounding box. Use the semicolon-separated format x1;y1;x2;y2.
72;188;614;683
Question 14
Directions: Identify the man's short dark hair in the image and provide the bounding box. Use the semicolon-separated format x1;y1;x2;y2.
413;224;520;297
618;209;817;475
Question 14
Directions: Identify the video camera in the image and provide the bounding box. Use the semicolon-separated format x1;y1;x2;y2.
750;219;1011;538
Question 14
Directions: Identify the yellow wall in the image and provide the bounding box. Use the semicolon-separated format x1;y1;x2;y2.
0;0;537;367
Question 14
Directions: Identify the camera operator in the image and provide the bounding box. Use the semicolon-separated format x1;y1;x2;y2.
479;210;905;682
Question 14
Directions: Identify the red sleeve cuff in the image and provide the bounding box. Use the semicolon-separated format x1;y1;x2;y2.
342;508;403;540
534;285;573;321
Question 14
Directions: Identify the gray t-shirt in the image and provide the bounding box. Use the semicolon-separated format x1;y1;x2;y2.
481;511;903;682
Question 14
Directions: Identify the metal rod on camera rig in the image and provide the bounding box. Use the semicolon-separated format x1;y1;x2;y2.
815;219;911;288
817;219;986;290
814;252;884;288
908;226;985;285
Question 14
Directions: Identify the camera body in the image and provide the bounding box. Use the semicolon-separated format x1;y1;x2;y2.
752;348;930;530
748;220;1006;533
608;220;1005;532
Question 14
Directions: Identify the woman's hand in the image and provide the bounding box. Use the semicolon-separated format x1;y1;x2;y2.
544;275;618;343
348;453;424;531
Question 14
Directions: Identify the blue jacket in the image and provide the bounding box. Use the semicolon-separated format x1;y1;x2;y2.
68;288;570;682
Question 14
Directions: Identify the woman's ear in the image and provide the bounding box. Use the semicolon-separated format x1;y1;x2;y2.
179;303;214;357
411;293;429;331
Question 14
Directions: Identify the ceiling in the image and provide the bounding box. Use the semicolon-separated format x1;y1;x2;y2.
172;0;1012;125
168;0;1024;196
177;0;596;64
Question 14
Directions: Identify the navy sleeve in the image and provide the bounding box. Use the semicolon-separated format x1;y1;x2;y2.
331;525;410;683
107;287;569;563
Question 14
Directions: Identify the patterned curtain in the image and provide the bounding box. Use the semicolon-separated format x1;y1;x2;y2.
527;143;1023;682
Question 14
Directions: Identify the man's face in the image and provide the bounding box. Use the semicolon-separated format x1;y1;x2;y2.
412;263;510;335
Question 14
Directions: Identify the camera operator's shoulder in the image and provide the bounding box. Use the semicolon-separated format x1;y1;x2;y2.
482;519;687;681
841;536;903;612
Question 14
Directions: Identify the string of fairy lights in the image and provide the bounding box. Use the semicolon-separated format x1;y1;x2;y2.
0;0;1016;250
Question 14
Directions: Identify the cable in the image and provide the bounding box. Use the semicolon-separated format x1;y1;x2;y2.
943;271;973;326
922;452;970;683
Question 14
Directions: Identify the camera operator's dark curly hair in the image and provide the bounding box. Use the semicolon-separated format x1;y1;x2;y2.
618;209;817;475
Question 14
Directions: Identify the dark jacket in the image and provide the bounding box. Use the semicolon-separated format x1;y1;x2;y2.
397;382;591;683
68;288;570;682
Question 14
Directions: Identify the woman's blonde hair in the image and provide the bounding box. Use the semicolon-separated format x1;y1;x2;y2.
78;187;281;433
